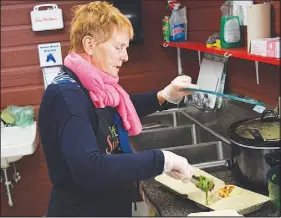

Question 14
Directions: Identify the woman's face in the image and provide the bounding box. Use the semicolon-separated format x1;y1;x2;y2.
91;30;130;77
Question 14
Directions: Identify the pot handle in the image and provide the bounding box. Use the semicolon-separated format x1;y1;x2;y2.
265;152;281;168
225;157;236;169
261;109;278;120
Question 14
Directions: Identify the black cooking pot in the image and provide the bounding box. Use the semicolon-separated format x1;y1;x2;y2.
265;152;280;210
226;109;280;190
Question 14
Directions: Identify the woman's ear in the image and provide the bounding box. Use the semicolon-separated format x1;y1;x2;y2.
82;35;94;56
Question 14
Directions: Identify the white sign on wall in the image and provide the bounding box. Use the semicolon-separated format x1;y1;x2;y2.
38;42;62;67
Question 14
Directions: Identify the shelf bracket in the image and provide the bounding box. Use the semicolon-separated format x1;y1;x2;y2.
255;61;260;85
177;47;183;75
197;51;201;67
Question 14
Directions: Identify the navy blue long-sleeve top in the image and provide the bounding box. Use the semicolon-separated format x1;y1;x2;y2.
38;80;166;216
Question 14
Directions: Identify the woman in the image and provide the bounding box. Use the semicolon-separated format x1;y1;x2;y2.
38;1;198;216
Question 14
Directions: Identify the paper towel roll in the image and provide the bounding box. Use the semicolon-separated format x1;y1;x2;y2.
247;3;271;52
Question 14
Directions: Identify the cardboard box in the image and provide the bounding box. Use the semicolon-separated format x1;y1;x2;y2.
250;37;280;58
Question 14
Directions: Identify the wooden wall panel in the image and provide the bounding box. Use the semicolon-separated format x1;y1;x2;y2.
1;85;44;108
1;24;70;47
271;1;280;36
1;66;43;88
1;1;39;6
227;59;280;105
120;70;175;94
185;1;222;8
187;7;221;31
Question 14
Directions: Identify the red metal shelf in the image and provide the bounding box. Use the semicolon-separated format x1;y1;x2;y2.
162;41;280;66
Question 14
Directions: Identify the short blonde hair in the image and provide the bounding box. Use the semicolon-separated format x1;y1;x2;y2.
69;1;134;53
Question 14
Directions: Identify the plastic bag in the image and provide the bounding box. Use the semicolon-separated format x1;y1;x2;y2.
2;105;35;127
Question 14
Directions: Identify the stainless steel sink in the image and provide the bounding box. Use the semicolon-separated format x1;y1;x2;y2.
163;141;231;165
130;108;231;167
140;109;194;130
130;124;223;152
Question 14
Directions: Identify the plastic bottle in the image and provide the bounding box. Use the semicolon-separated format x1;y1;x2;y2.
169;2;186;42
220;1;241;48
162;16;170;42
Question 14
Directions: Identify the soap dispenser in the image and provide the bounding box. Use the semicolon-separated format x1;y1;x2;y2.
220;0;241;48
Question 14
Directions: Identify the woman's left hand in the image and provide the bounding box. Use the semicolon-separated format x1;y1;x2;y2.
160;75;199;104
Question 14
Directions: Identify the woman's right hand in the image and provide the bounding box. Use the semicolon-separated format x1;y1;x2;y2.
161;150;194;180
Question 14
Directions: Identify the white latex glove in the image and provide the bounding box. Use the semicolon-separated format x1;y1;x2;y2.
161;150;194;181
161;75;199;104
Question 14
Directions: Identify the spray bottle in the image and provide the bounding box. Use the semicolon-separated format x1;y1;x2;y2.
168;1;187;42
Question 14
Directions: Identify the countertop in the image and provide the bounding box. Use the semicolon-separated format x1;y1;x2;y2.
140;100;280;217
141;167;280;216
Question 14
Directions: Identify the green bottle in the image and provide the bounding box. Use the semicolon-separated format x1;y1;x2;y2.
220;1;241;48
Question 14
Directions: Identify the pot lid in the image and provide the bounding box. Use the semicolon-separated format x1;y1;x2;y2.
227;110;280;148
235;118;280;141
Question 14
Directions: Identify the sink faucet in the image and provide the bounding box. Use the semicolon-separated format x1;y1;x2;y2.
191;93;216;113
202;94;210;110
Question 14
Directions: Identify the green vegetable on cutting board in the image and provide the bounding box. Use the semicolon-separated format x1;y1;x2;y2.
196;176;214;192
195;176;215;205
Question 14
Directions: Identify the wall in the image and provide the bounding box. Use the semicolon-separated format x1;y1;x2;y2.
1;0;280;216
1;0;177;216
179;0;280;105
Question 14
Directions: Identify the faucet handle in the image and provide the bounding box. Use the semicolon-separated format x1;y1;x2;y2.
202;94;210;109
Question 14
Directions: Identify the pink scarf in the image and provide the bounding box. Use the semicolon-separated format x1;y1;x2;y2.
64;52;142;136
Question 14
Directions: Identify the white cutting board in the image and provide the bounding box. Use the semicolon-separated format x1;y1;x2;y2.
155;168;270;215
188;209;243;216
196;58;225;109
